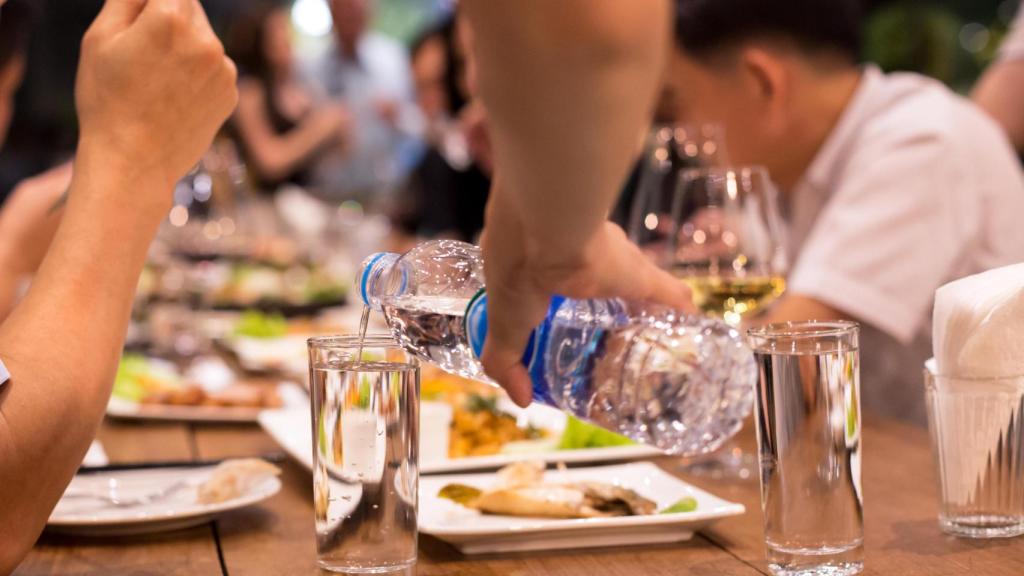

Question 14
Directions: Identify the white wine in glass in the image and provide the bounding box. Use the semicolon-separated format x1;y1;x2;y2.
679;274;787;327
666;166;788;326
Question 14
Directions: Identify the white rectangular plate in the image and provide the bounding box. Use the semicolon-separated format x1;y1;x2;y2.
419;462;745;554
107;382;308;423
259;403;663;475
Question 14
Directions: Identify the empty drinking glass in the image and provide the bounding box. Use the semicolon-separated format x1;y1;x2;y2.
924;366;1024;538
309;335;420;573
748;321;864;576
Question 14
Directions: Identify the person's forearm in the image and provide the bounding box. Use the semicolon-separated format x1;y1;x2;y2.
973;60;1024;153
0;152;169;565
463;0;669;266
235;85;341;183
245;117;338;182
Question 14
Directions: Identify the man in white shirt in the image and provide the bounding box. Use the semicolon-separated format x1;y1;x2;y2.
301;0;420;202
668;0;1024;422
974;4;1024;153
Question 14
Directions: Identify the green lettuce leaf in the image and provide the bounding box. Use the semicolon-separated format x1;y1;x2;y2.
557;416;634;450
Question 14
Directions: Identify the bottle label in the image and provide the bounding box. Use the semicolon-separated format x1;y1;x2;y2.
465;289;552;369
465;288;489;359
464;290;563;404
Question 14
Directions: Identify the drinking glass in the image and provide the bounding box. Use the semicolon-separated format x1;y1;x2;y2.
924;366;1024;538
627;123;726;248
747;321;864;576
309;335;420;573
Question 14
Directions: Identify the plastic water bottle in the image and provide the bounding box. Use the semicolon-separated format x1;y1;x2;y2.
358;239;756;456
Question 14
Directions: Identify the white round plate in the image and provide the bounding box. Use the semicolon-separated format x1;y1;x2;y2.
47;466;281;536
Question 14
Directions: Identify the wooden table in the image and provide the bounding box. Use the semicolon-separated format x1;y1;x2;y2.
16;417;1024;575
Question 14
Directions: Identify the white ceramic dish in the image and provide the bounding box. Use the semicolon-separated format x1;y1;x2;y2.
222;335;311;377
259;403;663;475
48;466;281;536
107;382;307;423
418;461;745;554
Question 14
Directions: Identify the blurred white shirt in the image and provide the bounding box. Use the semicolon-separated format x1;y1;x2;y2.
787;65;1024;423
999;5;1024;61
302;33;420;201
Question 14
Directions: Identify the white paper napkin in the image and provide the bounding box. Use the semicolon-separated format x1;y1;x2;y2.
932;263;1024;378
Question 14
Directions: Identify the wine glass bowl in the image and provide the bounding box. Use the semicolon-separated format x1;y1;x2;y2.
628;124;727;251
669;166;788;326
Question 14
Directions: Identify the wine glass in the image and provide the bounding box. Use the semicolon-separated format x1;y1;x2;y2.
633;163;788;480
670;166;788;327
627;123;726;249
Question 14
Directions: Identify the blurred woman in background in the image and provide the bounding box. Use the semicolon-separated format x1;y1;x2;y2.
227;1;352;191
391;13;490;245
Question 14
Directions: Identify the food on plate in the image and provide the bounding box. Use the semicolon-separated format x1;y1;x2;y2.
114;355;284;409
210;262;348;309
439;461;658;519
197;458;281;504
422;368;639;458
142;382;283;409
660;497;698;514
423;368;551;458
557;416;635;450
449;394;547;458
233;310;289;339
114;355;181;402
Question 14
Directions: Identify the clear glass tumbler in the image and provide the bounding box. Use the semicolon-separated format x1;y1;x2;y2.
747;322;864;576
309;335;420;573
924;367;1024;538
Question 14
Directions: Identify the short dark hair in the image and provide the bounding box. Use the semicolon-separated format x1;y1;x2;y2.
674;0;863;63
0;0;35;71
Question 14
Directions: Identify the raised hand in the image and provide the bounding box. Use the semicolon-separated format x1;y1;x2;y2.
75;0;239;198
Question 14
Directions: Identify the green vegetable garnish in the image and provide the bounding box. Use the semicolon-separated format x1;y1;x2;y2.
438;484;482;505
113;354;152;401
112;355;180;401
660;497;698;514
233;310;288;339
465;393;500;414
557;416;634;450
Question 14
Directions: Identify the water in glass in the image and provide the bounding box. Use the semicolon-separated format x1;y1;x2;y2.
753;326;864;576
311;349;418;573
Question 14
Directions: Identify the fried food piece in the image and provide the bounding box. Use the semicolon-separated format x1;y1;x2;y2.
438;461;658;519
197;458;281;504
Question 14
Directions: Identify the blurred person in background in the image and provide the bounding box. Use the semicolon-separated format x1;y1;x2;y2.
391;13;489;245
665;0;1024;422
301;0;421;203
227;1;354;192
973;3;1024;154
0;0;72;320
0;0;237;568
